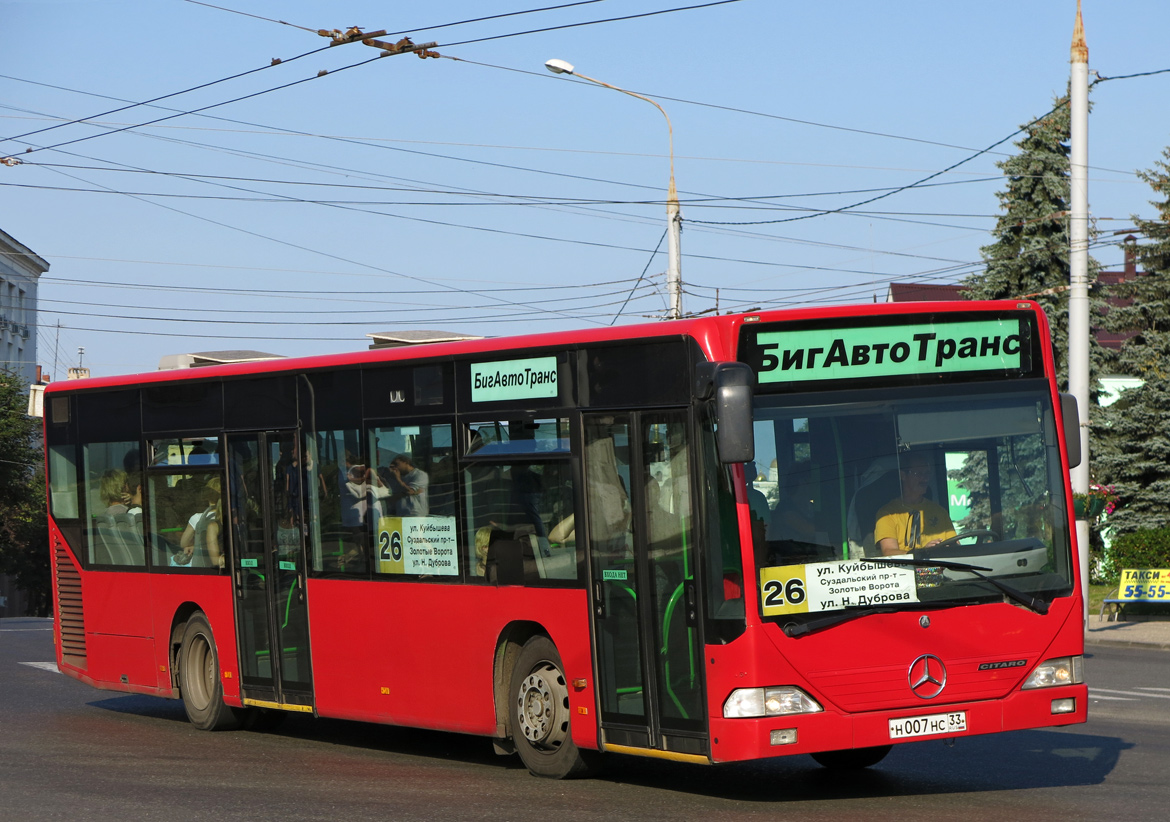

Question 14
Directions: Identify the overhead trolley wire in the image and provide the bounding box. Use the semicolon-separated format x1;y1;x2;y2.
1;47;330;147
13;51;388;158
184;0;614;37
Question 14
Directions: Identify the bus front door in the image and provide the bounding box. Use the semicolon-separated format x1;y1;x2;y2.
583;411;707;758
227;431;314;713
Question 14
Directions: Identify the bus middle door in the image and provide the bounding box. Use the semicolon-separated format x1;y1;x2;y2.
227;431;314;713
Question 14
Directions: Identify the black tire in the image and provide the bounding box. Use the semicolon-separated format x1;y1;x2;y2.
810;745;892;769
178;613;244;731
509;636;598;779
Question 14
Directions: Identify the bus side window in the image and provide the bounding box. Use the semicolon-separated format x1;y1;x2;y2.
368;423;457;579
82;442;145;567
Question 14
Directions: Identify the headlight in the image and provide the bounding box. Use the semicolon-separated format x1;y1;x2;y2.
1022;656;1084;689
723;686;823;718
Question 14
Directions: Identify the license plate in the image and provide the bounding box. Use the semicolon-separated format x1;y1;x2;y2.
888;711;967;739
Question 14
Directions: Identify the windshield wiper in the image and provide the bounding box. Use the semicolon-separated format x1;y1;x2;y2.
783;600;972;638
870;556;1050;615
783;607;898;637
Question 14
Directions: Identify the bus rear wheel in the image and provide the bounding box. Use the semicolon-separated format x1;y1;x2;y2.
509;636;597;779
178;613;243;731
811;745;892;769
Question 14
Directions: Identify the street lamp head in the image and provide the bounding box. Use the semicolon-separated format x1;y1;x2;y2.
544;58;575;75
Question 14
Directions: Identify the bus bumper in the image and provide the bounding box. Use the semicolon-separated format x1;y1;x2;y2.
708;683;1088;763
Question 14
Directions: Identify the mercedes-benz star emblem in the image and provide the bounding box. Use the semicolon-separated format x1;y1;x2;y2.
908;654;947;700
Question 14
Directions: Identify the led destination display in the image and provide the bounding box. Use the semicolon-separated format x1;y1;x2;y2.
749;318;1028;385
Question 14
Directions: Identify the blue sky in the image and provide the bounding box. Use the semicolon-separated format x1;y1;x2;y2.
2;0;1168;377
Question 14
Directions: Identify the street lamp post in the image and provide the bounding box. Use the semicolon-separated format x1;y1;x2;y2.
545;59;682;319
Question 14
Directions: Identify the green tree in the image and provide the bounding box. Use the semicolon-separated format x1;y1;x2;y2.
961;93;1104;389
0;370;50;616
1095;148;1170;535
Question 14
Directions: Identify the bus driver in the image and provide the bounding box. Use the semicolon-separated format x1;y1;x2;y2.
874;451;956;556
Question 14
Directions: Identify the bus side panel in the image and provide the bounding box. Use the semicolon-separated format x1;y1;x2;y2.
307;580;594;745
81;569;155;638
148;574;239;702
84;634;163;695
72;569;159;693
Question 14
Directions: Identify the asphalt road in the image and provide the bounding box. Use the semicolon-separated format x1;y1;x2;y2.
3;617;1167;822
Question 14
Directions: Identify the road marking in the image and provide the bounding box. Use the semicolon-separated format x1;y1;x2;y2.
0;627;53;632
18;662;61;674
1136;687;1170;693
1091;687;1170;700
1088;693;1136;701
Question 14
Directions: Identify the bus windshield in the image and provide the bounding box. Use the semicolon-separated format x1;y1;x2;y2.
747;380;1074;625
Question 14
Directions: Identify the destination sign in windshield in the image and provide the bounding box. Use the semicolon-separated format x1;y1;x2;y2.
759;559;920;616
741;315;1035;388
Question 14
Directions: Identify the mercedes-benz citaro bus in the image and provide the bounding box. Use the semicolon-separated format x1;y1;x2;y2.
43;300;1085;778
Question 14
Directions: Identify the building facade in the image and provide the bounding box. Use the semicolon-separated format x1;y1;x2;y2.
0;228;47;387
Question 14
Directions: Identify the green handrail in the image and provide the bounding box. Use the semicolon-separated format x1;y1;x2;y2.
659;581;692;719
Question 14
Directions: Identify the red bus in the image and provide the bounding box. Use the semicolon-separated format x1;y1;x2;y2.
43;300;1086;778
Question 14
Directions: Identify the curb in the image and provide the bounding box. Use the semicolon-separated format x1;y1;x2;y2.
1085;634;1170;651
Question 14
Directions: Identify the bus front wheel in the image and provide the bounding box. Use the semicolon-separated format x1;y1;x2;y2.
509;636;597;779
178;612;243;731
811;745;892;769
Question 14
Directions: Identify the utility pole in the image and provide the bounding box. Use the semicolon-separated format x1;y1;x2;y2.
665;167;683;320
1068;0;1091;627
53;321;60;382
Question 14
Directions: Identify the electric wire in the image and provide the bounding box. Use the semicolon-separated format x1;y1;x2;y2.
432;0;748;48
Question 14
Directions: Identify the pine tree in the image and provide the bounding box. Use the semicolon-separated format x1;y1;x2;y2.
962;93;1103;389
1094;147;1170;535
0;369;50;615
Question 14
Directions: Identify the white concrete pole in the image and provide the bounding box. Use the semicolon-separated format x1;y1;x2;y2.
1069;0;1091;627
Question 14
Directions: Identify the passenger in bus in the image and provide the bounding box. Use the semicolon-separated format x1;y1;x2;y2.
276;512;301;557
282;441;304;522
744;462;770;524
99;469;129;515
377;453;429;517
178;477;224;568
874;451;956;555
765;471;833;562
743;462;770;558
186;441;214;465
336;462;371;571
341;461;370;524
474;525;493;576
509;462;549;554
124;480;144;534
